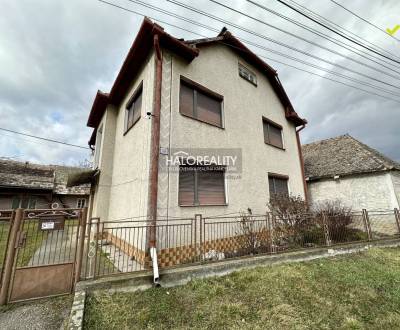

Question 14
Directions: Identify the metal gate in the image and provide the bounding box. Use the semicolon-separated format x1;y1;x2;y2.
0;210;13;290
0;206;87;304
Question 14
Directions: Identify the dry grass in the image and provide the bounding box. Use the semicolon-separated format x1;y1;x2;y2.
84;247;400;329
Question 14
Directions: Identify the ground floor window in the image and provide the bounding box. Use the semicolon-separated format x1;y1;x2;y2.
179;166;226;206
268;174;289;197
76;198;86;208
11;196;37;209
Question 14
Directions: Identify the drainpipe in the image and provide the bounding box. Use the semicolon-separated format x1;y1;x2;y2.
296;124;308;203
148;33;162;285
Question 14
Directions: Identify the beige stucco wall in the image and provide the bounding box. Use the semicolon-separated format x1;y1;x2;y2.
91;108;117;222
307;172;400;211
91;51;155;225
158;44;305;219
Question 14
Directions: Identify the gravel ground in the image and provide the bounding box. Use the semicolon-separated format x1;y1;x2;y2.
0;295;73;330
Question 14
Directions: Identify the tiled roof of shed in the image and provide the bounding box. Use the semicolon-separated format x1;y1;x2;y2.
0;159;90;195
302;134;400;180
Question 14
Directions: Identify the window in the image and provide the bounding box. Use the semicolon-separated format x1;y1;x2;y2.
268;174;289;197
11;196;21;209
124;83;143;133
11;196;36;209
238;63;257;86
179;77;223;127
263;118;283;149
179;166;226;206
93;124;103;169
77;198;86;208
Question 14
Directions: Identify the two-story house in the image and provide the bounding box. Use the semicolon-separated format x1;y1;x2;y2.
85;18;306;267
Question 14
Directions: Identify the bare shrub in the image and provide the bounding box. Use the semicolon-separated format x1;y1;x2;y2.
268;194;318;247
314;200;354;242
236;211;271;256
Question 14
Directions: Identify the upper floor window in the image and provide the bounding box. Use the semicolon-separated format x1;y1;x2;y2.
268;174;289;197
263;118;284;149
179;77;223;128
179;166;226;206
239;63;257;86
125;82;143;133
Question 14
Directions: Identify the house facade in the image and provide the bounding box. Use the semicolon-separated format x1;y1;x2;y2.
302;134;400;210
87;18;307;225
0;159;90;211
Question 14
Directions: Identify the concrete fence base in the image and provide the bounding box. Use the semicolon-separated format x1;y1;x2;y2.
77;238;400;294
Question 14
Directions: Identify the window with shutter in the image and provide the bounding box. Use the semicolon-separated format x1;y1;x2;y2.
268;174;289;197
179;77;223;128
125;82;143;133
263;118;284;149
179;166;226;206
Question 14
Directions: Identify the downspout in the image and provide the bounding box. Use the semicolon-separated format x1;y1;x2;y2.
296;124;308;203
148;33;162;285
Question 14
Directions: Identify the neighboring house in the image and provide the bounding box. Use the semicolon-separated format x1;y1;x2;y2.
302;134;400;210
0;159;90;210
86;18;307;223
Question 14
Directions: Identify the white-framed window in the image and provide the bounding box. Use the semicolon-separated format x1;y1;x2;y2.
238;63;257;86
76;198;86;208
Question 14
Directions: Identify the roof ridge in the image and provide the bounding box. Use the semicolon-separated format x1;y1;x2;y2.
302;134;350;148
347;135;400;170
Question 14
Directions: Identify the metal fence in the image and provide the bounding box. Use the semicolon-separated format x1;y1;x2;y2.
82;208;400;279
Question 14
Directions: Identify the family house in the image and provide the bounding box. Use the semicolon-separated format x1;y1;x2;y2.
0;159;90;211
87;18;306;222
85;18;306;267
302;134;400;210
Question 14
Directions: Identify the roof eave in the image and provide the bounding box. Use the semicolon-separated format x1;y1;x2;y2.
86;18;199;130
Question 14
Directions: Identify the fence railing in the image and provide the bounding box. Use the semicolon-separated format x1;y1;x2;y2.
82;208;400;279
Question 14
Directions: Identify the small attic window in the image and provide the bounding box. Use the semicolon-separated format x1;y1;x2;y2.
238;63;257;86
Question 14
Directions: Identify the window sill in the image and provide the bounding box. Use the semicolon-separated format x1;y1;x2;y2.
179;203;228;207
180;112;224;130
123;116;141;136
264;142;285;151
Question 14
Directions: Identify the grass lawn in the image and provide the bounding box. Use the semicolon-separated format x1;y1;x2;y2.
84;247;400;329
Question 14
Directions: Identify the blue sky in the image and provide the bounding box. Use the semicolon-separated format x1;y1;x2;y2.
0;0;399;165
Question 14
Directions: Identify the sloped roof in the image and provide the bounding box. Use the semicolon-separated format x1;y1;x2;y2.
0;159;90;195
302;134;400;180
87;18;306;144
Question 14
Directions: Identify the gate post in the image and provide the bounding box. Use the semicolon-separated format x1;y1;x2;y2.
0;208;23;305
74;207;88;285
362;209;372;241
394;208;400;236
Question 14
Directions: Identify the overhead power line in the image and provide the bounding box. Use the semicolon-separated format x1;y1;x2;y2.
328;0;400;43
286;0;400;60
271;0;400;63
164;0;400;89
98;0;400;103
124;0;400;89
234;0;400;73
0;127;90;150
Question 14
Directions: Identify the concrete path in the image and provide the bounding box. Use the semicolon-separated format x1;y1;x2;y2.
28;227;78;266
101;244;143;272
